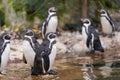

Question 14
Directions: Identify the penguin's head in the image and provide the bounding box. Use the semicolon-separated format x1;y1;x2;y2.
48;7;57;14
80;18;91;26
25;29;34;37
1;33;11;41
45;32;59;41
98;9;108;16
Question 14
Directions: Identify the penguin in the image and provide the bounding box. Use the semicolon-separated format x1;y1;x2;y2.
0;33;11;75
81;18;104;53
41;7;58;39
98;9;115;37
23;29;40;68
32;32;59;75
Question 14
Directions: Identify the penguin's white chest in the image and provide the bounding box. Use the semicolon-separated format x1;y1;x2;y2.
82;26;88;43
48;44;57;71
23;40;35;67
46;17;58;34
100;17;112;34
1;44;10;68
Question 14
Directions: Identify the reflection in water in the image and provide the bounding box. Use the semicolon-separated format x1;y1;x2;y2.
0;58;120;80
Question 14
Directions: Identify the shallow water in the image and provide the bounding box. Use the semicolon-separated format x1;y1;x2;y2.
1;57;120;80
0;60;84;80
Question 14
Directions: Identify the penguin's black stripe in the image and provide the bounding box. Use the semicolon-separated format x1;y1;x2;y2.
0;42;10;65
24;37;40;54
48;40;56;55
1;42;10;53
101;16;115;32
49;40;56;49
24;37;34;50
43;14;57;36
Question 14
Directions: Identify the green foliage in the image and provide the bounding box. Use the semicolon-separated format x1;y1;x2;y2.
92;0;120;9
0;10;5;26
8;0;25;12
25;0;56;21
2;0;120;30
0;2;5;27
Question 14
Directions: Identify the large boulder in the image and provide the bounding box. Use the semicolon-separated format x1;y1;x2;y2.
56;41;67;58
72;41;88;56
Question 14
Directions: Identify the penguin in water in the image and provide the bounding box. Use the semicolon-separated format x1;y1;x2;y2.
98;9;115;37
0;33;11;75
23;29;40;68
32;32;59;75
81;18;104;53
41;7;58;39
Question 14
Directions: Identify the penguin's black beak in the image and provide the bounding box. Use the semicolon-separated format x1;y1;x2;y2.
49;7;57;12
54;32;60;37
97;10;102;13
54;7;57;11
9;33;16;40
8;34;12;39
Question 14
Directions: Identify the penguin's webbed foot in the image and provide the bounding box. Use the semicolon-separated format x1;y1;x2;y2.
31;72;39;76
86;50;95;54
47;70;57;75
0;71;6;76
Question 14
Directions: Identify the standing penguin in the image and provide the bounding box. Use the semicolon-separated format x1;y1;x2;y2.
32;32;59;75
98;9;115;37
23;29;40;68
0;33;11;75
41;7;58;39
81;18;104;53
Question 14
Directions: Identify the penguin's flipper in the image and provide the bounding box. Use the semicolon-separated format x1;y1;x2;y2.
42;19;48;38
86;33;92;48
94;38;104;52
42;53;50;73
23;54;27;64
0;39;4;65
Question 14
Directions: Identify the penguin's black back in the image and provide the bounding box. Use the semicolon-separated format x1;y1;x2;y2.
0;39;4;65
32;39;51;75
87;26;104;52
38;39;51;71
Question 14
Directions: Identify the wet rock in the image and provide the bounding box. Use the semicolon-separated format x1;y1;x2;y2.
72;31;83;41
111;61;120;68
100;37;111;49
10;40;23;60
93;61;105;67
56;42;67;58
99;66;112;78
72;41;87;56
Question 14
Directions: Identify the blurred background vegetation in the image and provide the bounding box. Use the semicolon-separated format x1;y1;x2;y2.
0;0;120;37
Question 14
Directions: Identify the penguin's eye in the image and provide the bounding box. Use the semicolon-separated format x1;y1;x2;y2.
102;11;105;14
26;32;34;36
4;35;11;40
49;34;56;39
49;7;56;12
85;21;89;24
49;9;56;12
